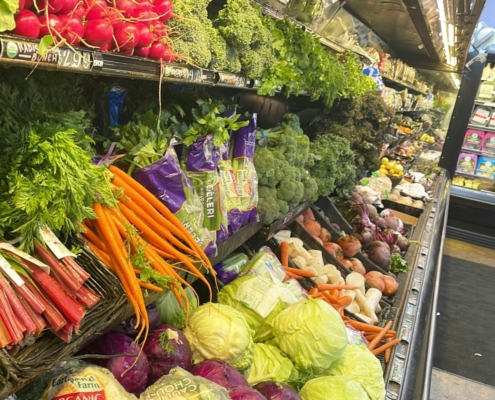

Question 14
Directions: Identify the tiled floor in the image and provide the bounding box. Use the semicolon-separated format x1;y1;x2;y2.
430;238;495;399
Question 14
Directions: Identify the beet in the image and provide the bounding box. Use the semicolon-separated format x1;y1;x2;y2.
390;244;401;254
374;217;388;230
368;246;391;271
396;236;410;251
366;204;378;220
384;216;400;231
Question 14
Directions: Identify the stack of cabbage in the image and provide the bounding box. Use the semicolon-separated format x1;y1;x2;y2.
179;249;386;400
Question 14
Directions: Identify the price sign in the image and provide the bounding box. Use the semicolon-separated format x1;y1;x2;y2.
1;39;59;65
58;48;92;71
163;65;189;81
217;72;246;87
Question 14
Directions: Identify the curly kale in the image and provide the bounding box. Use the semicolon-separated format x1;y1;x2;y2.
208;27;229;71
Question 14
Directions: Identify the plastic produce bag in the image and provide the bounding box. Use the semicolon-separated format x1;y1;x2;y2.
185;134;229;244
39;361;137;400
140;367;230;399
213;253;250;284
239;247;286;282
133;145;216;257
231;115;259;227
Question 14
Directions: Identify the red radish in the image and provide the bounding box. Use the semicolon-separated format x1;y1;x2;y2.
38;14;62;38
58;0;78;14
13;10;40;38
153;0;172;21
382;275;399;296
99;43;110;51
130;0;153;18
34;0;65;13
16;0;26;14
135;22;153;47
59;14;84;45
85;0;108;20
148;41;175;61
114;22;140;50
105;7;124;29
115;0;136;18
136;10;159;22
133;45;149;57
150;20;167;40
72;3;87;19
24;0;32;9
83;18;113;47
118;47;134;55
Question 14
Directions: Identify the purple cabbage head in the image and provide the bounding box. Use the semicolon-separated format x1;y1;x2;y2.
191;360;249;390
121;303;160;336
97;332;150;396
143;325;192;385
254;381;302;400
229;385;267;400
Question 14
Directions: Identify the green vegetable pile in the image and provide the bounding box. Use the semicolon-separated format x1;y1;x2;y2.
254;115;318;224
306;91;395;177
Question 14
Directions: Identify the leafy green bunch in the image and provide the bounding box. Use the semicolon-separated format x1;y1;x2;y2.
307;134;356;197
338;52;377;98
213;0;274;77
258;17;346;106
0;124;114;251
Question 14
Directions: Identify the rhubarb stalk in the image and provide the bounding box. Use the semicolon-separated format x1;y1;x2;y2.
0;274;36;334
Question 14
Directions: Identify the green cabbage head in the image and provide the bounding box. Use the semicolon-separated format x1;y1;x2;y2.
243;343;299;385
183;303;254;370
217;274;287;342
299;376;369;400
154;287;197;329
325;345;385;400
271;298;347;374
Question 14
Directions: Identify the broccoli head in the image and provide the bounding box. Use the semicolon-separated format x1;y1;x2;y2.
254;147;276;179
257;197;280;225
277;199;289;218
301;176;318;202
277;179;298;203
291;181;305;205
258;185;277;200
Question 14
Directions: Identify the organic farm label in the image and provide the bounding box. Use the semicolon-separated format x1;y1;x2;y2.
45;373;106;400
2;39;59;64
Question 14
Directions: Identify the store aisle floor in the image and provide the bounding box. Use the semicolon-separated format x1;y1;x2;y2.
431;238;495;398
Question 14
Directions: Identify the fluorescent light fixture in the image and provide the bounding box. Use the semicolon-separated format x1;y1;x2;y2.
449;56;457;67
436;0;454;65
448;23;455;46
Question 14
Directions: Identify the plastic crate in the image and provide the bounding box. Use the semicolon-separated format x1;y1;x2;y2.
382;199;424;217
259;202;310;240
314;196;353;234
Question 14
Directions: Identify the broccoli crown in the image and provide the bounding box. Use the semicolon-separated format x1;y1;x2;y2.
169;17;213;68
277;199;289;218
301;176;318;202
283;114;303;135
240;50;265;79
277;179;298;203
258;185;277;200
254;147;276;178
257;197;280;225
291;181;305;205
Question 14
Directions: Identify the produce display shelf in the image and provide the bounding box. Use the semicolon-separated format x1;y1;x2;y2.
451;184;495;205
459;147;495;156
454;171;495;183
384;171;450;400
0;34;259;90
382;74;428;96
474;100;495;107
467;124;495;133
259;202;311;240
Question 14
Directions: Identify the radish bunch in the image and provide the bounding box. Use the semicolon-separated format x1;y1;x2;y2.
11;0;177;61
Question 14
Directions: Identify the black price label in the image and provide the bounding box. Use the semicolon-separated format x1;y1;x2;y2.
2;39;59;65
163;65;189;81
217;72;246;87
58;48;91;71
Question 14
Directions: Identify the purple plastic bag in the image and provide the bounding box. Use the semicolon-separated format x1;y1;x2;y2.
133;145;216;257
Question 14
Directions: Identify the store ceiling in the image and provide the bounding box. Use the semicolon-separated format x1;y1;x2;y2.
341;0;486;72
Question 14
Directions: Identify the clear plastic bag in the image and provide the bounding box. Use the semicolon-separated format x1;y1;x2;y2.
139;367;230;400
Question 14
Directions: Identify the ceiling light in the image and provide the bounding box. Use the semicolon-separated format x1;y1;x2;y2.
451;73;460;89
436;0;454;66
448;23;455;46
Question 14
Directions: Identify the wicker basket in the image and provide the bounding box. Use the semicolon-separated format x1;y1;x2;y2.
0;244;127;398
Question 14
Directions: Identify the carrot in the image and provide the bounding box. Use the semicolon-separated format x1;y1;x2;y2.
80;222;107;252
347;320;383;332
109;167;213;271
87;242;111;266
117;203;212;294
368;321;393;350
365;332;395;341
317;284;357;291
330;289;341;299
310;293;324;299
309;287;319;296
284;266;315;278
337;295;353;308
372;338;401;355
321;291;340;304
285;271;302;280
280;242;289;268
118;194;195;257
93;204;146;334
150;245;176;260
138;281;163;292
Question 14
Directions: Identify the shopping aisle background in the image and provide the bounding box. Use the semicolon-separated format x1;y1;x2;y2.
430;238;495;399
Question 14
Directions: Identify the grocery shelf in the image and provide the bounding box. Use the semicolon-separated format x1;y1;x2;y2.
384;171;450;399
454;171;495;183
451;185;495;206
474;100;495;107
467;124;495;133
259;202;310;240
382;74;429;96
0;34;258;89
459;147;495;156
